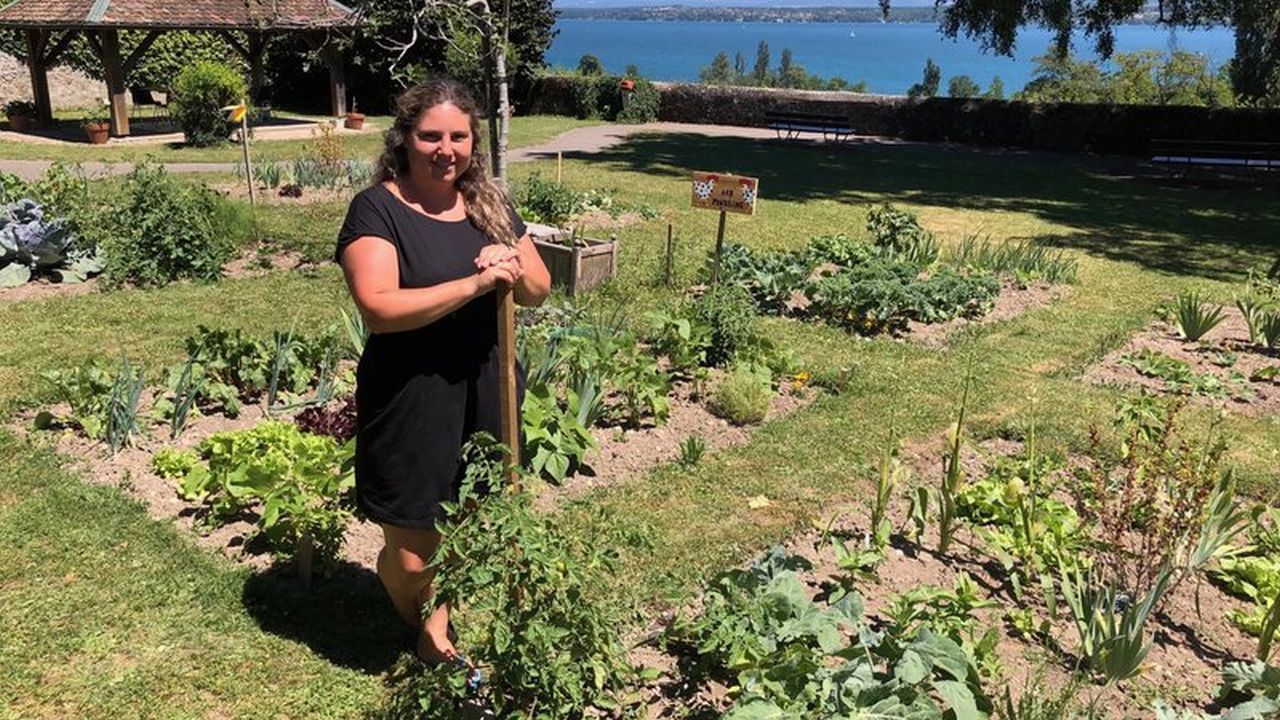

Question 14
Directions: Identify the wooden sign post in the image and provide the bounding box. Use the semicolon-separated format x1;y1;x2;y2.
223;101;254;206
691;171;759;285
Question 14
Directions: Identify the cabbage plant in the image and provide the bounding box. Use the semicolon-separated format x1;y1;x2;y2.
0;198;101;287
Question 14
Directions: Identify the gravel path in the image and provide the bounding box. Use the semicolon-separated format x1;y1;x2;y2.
0;121;778;181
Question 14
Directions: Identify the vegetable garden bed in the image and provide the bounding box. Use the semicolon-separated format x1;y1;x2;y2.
631;412;1280;719
1086;282;1280;417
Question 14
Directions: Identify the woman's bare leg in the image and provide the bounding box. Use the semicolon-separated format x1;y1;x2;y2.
377;523;458;661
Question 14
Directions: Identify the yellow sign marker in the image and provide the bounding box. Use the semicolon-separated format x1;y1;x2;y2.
222;103;247;123
691;171;759;216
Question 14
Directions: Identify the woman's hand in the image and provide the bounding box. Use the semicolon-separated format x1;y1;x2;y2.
475;243;521;271
474;257;523;293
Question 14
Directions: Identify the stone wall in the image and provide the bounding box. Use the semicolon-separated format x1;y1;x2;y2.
528;76;1280;156
0;53;106;111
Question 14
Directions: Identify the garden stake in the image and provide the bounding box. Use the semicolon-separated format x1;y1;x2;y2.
712;210;726;286
665;222;674;287
497;286;520;488
556;150;563;183
238;99;255;207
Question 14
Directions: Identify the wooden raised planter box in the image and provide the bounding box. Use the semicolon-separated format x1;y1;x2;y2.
530;226;617;295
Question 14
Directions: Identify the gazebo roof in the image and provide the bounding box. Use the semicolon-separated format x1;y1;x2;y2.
0;0;358;31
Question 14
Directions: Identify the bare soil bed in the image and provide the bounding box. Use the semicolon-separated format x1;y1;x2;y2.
632;436;1260;719
0;250;313;303
213;180;357;206
15;376;813;579
1085;312;1280;417
538;379;814;509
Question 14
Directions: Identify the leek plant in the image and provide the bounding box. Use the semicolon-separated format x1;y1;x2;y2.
1173;290;1227;341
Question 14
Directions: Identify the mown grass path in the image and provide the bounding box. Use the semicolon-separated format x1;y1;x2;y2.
1;131;1278;718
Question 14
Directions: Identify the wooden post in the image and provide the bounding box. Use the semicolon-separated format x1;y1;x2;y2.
664;222;675;287
711;210;727;286
24;30;52;126
240;100;255;207
247;32;267;110
98;30;129;137
496;287;520;487
556;151;563;183
319;45;347;117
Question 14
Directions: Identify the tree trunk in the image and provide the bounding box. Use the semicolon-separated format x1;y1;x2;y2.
496;0;512;184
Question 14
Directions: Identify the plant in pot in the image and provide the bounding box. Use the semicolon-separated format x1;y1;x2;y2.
82;105;111;144
344;100;365;130
5;99;37;132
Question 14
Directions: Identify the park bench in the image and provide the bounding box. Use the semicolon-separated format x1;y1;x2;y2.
765;110;855;143
1150;138;1280;173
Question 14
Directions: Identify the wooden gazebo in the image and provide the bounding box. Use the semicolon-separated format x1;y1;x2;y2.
0;0;359;137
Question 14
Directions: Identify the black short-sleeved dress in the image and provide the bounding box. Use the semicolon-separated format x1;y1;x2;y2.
335;184;527;530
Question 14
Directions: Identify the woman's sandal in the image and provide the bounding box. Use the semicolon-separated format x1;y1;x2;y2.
417;623;484;691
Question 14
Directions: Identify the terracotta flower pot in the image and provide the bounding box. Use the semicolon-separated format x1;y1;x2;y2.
84;122;110;145
7;113;32;133
344;112;365;130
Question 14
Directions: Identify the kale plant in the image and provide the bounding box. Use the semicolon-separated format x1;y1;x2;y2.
0;198;101;287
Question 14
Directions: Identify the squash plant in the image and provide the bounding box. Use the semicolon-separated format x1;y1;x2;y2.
521;381;594;485
177;420;354;584
668;548;993;720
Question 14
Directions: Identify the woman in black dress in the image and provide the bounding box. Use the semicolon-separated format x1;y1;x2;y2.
335;78;551;663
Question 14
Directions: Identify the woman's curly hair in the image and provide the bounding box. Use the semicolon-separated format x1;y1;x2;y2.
375;77;516;247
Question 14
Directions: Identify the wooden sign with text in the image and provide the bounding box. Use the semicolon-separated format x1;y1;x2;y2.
691;172;759;216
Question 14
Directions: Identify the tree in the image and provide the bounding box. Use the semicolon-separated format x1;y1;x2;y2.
577;54;604;76
734;51;747;77
880;0;1280;103
752;40;771;85
984;76;1005;99
947;75;982;98
624;64;640;78
351;0;556;110
701;51;734;85
778;48;803;88
907;58;941;98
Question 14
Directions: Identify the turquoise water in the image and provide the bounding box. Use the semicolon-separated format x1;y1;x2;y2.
546;19;1237;95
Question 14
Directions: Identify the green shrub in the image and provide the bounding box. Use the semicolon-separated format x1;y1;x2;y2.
171;61;247;147
515;172;582;225
101;164;249;288
709;363;772;425
616;77;660;123
865;203;939;268
692;284;757;366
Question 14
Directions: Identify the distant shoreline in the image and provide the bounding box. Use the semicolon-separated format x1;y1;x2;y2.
556;7;1178;24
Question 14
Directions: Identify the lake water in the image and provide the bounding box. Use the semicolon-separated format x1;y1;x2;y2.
546;19;1236;95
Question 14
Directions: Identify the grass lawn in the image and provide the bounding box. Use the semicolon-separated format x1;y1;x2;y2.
1;129;1278;717
0;114;602;164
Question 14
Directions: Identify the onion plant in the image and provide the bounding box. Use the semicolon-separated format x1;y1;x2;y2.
105;355;145;454
938;367;972;555
1173;290;1227;341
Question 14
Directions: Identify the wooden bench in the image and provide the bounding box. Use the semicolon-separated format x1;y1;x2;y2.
1150;138;1280;172
765;110;855;143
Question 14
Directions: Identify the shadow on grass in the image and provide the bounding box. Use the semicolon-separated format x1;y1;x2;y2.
242;560;408;674
569;134;1280;281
